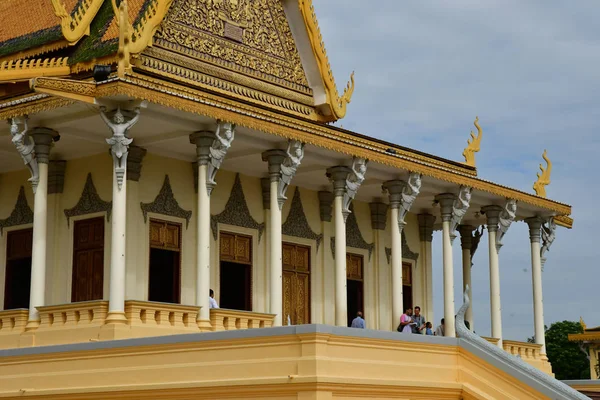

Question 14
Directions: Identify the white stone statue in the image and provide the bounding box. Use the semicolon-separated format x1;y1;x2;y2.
10;118;39;191
279;140;304;200
540;217;556;265
208;121;235;185
101;107;140;189
450;186;472;233
343;157;368;213
470;226;484;266
398;172;422;223
496;199;517;251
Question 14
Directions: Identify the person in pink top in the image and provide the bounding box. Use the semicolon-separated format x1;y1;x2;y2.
398;307;414;334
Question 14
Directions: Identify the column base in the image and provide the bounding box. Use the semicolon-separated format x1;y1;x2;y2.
105;311;128;325
24;318;40;332
197;319;212;332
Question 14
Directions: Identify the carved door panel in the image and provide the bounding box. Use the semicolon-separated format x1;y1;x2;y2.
346;253;364;327
72;218;104;302
150;220;181;250
282;243;311;325
4;228;33;310
219;232;251;264
149;221;163;248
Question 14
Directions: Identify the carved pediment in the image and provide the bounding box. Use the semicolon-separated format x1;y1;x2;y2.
141;175;192;228
0;187;33;235
143;0;318;119
64;174;112;227
282;187;323;251
331;204;374;260
211;173;265;241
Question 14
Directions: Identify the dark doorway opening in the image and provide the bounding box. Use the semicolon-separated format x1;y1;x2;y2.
72;217;105;302
402;262;413;311
346;253;364;327
219;261;251;310
148;220;181;304
219;232;252;311
4;228;33;310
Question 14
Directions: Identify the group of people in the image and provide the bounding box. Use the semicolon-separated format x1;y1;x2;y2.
350;307;447;336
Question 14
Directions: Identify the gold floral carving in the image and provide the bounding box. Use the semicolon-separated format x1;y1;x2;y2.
298;0;354;121
533;149;552;198
51;0;104;45
154;0;310;91
462;116;482;167
0;58;70;82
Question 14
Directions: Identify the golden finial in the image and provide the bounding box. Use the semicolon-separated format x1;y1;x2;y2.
580;317;587;331
462;116;482;167
533;149;552;197
116;0;132;78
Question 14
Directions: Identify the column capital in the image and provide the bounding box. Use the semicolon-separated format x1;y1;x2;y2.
369;202;388;230
30;127;59;164
458;224;475;250
417;213;436;242
382;180;405;208
435;193;456;222
126;145;147;182
326;166;351;197
262;148;288;210
318;191;334;222
261;177;271;210
525;216;543;243
481;205;503;232
189;130;217;164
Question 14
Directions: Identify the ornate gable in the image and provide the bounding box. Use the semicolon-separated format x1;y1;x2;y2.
139;0;326;120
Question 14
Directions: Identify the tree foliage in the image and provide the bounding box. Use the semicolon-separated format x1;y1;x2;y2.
537;321;591;380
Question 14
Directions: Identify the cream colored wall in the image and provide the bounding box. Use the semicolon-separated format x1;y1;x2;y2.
0;153;428;331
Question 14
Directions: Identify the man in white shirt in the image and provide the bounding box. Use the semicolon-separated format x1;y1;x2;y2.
209;289;219;309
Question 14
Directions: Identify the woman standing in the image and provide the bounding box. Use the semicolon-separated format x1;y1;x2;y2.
398;307;414;334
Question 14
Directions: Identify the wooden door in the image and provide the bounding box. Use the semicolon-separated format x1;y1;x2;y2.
346;253;364;327
282;243;310;325
219;232;252;310
4;228;33;309
149;220;182;303
72;218;105;302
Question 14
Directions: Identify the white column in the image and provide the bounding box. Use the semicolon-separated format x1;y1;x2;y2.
262;150;287;326
418;214;435;324
197;163;211;327
26;129;57;330
482;205;503;347
319;191;335;326
526;217;546;354
333;195;347;326
327;166;352;327
390;206;403;326
107;158;128;323
102;107;140;324
458;225;474;331
269;178;282;325
190;129;233;330
435;194;458;338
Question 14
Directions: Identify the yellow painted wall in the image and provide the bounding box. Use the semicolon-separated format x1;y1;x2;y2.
0;153;427;331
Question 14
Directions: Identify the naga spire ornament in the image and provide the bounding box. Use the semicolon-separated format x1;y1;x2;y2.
462;116;482;167
533;149;552;197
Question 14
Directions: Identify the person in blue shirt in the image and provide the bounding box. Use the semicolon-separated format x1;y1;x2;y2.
425;321;434;335
350;311;366;329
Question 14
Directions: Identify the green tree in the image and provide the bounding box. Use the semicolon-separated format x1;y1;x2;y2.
532;321;591;380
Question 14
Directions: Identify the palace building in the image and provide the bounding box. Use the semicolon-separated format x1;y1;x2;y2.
0;1;586;399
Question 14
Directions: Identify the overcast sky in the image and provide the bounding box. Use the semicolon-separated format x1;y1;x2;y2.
314;0;600;340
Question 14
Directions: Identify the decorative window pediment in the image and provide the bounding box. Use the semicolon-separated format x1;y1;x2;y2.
282;188;323;251
141;175;192;228
64;173;112;227
0;187;33;235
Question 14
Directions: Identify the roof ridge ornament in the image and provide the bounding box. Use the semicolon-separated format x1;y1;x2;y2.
462;116;482;167
298;0;355;121
51;0;104;45
533;149;552;197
